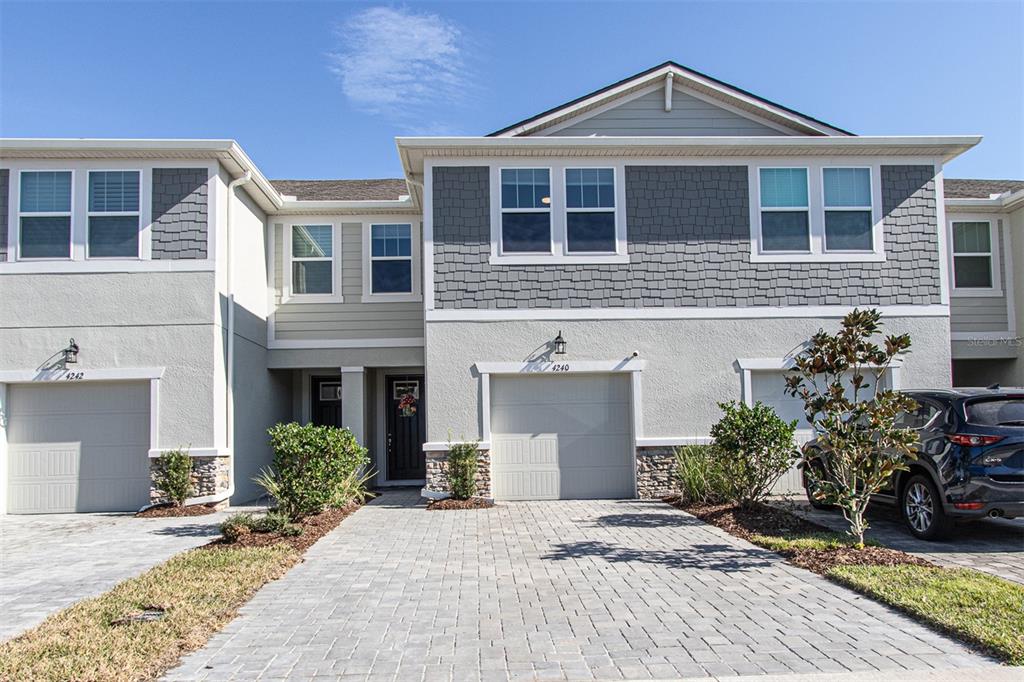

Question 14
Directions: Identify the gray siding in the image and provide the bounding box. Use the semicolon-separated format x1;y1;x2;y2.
0;169;8;260
272;222;424;341
151;168;209;259
950;220;1010;333
547;88;787;137
432;165;940;309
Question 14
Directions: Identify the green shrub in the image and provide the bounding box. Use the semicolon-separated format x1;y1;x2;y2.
250;511;290;533
153;448;193;506
262;422;369;520
673;444;728;504
447;441;479;500
711;401;798;507
220;513;254;543
328;467;376;508
280;523;303;537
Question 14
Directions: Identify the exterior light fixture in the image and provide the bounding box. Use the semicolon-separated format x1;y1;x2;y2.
554;331;567;355
63;338;80;366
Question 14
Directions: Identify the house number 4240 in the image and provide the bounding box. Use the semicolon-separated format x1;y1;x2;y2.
550;364;570;372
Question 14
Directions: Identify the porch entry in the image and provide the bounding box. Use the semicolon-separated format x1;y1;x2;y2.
386;374;426;480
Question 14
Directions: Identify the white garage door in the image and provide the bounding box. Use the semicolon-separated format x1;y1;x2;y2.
6;381;151;514
490;374;634;500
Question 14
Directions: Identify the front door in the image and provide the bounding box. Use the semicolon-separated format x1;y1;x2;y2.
386;375;426;480
311;377;343;427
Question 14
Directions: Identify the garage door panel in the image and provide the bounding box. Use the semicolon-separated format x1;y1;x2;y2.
561;466;635;499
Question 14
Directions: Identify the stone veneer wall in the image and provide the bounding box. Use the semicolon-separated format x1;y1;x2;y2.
151;168;209;259
635;447;680;499
149;455;230;505
424;449;492;499
432;165;939;308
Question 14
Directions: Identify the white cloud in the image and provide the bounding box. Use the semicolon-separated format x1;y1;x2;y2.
328;6;472;131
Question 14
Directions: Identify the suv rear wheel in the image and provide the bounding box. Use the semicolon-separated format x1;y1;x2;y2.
802;460;836;511
901;474;953;541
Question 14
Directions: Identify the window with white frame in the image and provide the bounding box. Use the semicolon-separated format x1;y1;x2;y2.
87;170;141;258
822;167;873;251
290;224;333;295
370;223;413;293
19;170;72;259
565;168;616;253
758;168;810;252
500;168;551;253
951;221;994;289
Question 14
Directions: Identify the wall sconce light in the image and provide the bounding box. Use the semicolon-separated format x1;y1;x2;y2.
553;331;567;355
63;338;80;366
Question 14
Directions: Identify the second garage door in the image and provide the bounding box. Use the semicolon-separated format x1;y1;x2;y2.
490;373;634;500
6;381;152;514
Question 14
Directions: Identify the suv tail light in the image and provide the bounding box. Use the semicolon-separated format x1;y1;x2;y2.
947;434;1005;446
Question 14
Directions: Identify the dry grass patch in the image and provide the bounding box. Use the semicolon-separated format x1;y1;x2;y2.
0;544;298;682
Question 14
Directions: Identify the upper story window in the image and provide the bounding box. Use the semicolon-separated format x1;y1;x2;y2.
19;170;72;259
370;223;413;293
951;220;998;293
751;163;883;263
500;168;551;253
290;224;334;295
565;168;616;253
87;171;141;258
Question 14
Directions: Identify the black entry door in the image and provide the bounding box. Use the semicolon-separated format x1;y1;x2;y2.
311;377;343;427
386;375;426;480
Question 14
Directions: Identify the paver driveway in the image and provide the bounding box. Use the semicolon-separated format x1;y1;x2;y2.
0;510;230;642
168;489;995;681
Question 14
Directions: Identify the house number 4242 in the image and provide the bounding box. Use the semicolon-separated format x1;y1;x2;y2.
63;371;85;381
550;364;570;372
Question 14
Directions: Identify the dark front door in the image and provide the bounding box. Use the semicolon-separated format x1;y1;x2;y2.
311;376;343;427
386;375;426;480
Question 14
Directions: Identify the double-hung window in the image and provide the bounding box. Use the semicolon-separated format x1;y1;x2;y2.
565;168;616;253
822;167;873;251
290;224;334;295
951;221;994;290
88;170;141;258
500;168;551;253
19;171;72;259
758;168;810;252
370;223;413;294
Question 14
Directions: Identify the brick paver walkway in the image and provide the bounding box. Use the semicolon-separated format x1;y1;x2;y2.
167;490;993;681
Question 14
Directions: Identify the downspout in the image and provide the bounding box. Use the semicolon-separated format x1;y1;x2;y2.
224;171;252;504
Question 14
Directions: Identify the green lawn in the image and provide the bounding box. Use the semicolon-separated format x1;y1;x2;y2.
0;545;299;682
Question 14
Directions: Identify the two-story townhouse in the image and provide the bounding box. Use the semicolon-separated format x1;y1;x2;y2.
943;179;1024;388
0;61;990;513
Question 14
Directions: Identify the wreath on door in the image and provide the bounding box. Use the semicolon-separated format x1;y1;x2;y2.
398;392;417;417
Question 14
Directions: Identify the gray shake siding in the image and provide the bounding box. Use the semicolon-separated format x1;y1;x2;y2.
432;165;940;308
0;169;8;260
151;168;209;259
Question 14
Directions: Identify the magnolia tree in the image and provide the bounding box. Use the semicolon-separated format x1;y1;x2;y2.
784;308;918;547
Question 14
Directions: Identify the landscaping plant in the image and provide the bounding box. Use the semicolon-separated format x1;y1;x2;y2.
152;448;193;507
710;401;798;507
259;422;369;520
673;444;728;504
785;308;918;547
447;440;479;500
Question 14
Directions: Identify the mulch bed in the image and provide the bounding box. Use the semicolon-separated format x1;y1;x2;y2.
135;503;218;518
665;497;931;574
206;503;360;552
426;497;494;510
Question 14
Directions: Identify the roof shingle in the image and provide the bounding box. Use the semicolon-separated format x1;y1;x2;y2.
945;178;1024;199
270;178;408;201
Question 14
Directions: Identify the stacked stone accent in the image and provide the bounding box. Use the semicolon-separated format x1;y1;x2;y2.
432;165;940;309
151;168;209;259
0;169;8;260
635;447;680;499
424;448;492;499
149;455;230;505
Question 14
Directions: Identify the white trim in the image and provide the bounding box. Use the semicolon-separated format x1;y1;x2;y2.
493;165;555;259
0;259;216;273
474;358;645;375
149;378;160;453
0;384;8;513
934;168;951;305
282;221;342;304
361;221;422;303
636;436;713;447
737;356;904;406
85;169;143;260
423;160;436;311
0;366;165;383
267;337;425;349
948;215;1003;297
340;366;365;374
426;304;949;322
148;447;227;459
16;169;74;261
480;372;492;444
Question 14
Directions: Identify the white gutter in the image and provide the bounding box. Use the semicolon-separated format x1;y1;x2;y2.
224;171;252;504
946;188;1024;211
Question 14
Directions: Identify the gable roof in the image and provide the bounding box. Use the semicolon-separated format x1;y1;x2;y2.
270;178;409;201
944;178;1024;199
489;61;854;138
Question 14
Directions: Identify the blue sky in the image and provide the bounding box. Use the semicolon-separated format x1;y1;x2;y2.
2;1;1021;181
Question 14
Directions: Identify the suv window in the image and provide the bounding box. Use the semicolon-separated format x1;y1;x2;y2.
898;401;941;429
965;398;1024;427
